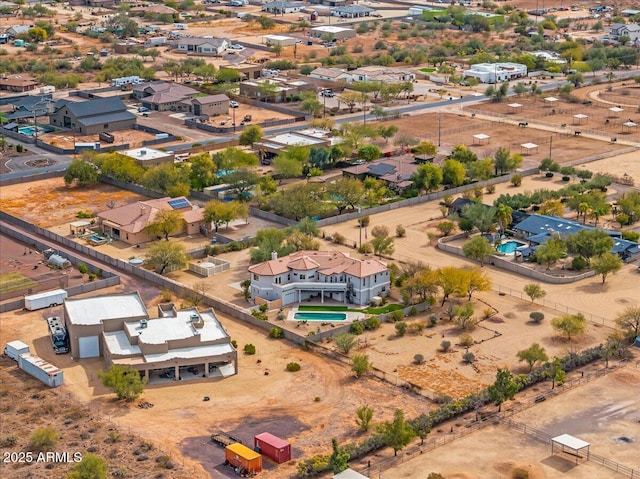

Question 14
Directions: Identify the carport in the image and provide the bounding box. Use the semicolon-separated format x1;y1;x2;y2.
507;103;522;113
543;96;558;108
551;434;590;465
472;133;490;145
621;121;637;133
572;113;588;125
520;142;539;155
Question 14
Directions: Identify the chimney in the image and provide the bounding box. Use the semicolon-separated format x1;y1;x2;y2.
271;251;278;260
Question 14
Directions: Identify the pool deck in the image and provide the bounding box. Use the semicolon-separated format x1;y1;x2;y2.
287;306;365;322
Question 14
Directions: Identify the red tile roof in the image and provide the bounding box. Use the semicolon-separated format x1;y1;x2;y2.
248;251;387;278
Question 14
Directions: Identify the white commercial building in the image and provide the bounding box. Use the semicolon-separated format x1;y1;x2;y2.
309;25;356;40
463;62;528;84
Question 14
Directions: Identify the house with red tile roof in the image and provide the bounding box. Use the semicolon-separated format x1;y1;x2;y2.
96;197;204;245
248;251;389;306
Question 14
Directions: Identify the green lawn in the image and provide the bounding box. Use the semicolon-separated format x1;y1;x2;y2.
419;68;436;73
0;273;37;295
297;303;405;314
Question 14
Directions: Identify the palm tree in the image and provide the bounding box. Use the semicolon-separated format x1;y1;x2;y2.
577;202;590;224
496;204;513;235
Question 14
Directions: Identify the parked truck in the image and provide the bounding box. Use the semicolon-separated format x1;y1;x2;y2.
18;353;63;387
4;340;30;361
24;289;68;311
47;316;69;354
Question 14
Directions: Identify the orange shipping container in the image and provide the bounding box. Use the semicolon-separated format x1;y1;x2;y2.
225;443;262;473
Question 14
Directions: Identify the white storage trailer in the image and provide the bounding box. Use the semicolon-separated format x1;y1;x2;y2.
24;289;68;311
4;340;30;361
18;353;63;387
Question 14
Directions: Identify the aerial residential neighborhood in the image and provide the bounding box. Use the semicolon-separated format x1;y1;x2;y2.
1;0;640;478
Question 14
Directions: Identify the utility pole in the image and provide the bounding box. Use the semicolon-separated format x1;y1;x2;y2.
437;110;441;147
549;135;552;160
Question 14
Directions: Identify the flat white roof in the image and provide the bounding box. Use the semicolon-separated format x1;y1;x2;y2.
311;25;354;33
521;142;538;149
508;103;523;108
104;330;142;356
623;121;637;127
66;293;148;326
6;340;29;350
333;469;369;479
264;34;295;41
473;133;490;140
125;309;227;344
269;133;327;146
552;434;590;450
144;342;235;362
573;114;588;119
609;106;624;112
25;289;67;301
544;96;558;102
123;148;172;160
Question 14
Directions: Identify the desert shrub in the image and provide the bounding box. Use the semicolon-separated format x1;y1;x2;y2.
428;315;438;327
358;215;370;227
407;322;424;334
615;214;630;226
414;354;424;364
358;243;373;254
562;176;570;182
350;321;364;335
0;435;17;447
529;312;544;323
160;290;173;302
286;362;301;372
512;468;529;479
409;307;418;316
231;339;237;348
389;310;404;322
243;344;256;355
268;327;283;339
462;351;475;364
396;224;406;237
545;172;554;178
29;427;59;453
364;316;381;330
333;232;345;245
251;309;268;321
77;263;88;275
259;303;268;312
511;174;523;186
395;321;407;336
483;307;494;319
460;333;474;347
17;144;24;153
571;256;587;271
427;474;445;479
276;312;285;321
485;185;496;194
88;273;96;281
440;340;451;352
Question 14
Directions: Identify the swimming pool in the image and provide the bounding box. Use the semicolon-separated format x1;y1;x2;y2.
293;312;347;321
18;125;55;137
497;240;527;254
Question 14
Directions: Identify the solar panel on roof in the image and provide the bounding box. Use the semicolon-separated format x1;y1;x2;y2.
168;198;190;209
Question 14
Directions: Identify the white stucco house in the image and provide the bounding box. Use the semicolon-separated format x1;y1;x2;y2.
248;251;390;306
609;23;640;44
463;62;527;84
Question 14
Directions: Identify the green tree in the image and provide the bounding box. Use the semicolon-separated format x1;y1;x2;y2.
225;169;260;199
523;283;546;303
487;368;518;412
551;313;586;341
495;204;513;234
370;225;395;257
328;438;349;474
494;147;522;175
591;252;622;284
64;160;98;187
65;454;108;479
188;152;215;190
269;184;323;220
452;302;477;330
334;332;357;354
379;409;415;456
351;354;372;378
250;228;295;263
327;178;365;215
203;200;240;233
29;427;58;453
146;241;187;274
566;229;614;265
273;154;303;178
451;144;478;163
411;163;443;193
461;203;497;233
516;343;548;371
410;414;432;445
239;125;263;146
535;237;567;269
442;159;466;187
145;209;183;241
240;279;251;301
98;364;146;401
356;404;374;431
437;221;456;237
357;144;382;162
615;306;640;338
462;236;495;267
463;268;491;300
377;124;398;143
140;164;189;196
438;266;466;305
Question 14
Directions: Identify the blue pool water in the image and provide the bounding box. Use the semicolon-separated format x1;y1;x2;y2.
497;240;526;254
18;125;54;136
90;235;105;242
294;312;347;321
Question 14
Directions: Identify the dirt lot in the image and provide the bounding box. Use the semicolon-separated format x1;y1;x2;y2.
385;367;640;479
39;128;158;150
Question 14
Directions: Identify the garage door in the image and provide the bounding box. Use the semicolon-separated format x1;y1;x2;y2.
78;336;100;358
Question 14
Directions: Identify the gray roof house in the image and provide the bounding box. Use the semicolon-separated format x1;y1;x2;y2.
49;97;136;135
175;37;229;55
262;1;302;13
6;25;31;38
332;5;374;17
609;23;640;43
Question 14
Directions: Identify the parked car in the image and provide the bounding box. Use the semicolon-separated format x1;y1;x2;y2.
229;100;239;108
228;44;245;51
320;89;335;97
324;42;335;48
137;106;149;112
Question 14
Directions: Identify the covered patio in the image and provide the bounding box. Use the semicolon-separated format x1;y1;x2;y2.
507;102;523;113
472;133;490;145
543;96;559;108
608;106;624;117
621;121;637;134
520;142;539;155
551;434;590;465
572;113;588;125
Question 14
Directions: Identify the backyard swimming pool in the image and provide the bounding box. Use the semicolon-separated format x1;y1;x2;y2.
293;312;347;321
18;125;55;137
497;240;527;254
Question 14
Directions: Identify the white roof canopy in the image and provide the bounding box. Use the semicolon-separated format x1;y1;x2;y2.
508;103;523;108
521;142;538;149
473;133;490;140
609;106;624;113
544;97;558;102
622;121;637;127
552;434;590;450
573;114;588;119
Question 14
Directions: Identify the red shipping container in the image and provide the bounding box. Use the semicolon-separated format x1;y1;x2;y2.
254;432;291;464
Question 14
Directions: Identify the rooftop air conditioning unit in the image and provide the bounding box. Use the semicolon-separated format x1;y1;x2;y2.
190;314;199;323
140;319;148;329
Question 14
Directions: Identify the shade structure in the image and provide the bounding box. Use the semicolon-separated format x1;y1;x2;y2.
473;133;490;144
572;113;588;124
609;106;624;116
622;121;637;132
543;97;558;107
507;102;523;112
551;434;590;465
520;142;539;154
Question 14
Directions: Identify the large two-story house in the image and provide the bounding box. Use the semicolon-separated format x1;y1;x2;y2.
248;251;390;306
